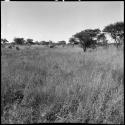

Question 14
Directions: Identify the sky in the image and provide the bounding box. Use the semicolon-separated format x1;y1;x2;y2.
1;1;124;43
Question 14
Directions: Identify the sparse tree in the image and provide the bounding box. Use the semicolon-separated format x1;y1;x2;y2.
74;29;100;52
58;40;66;47
40;41;49;45
103;22;124;48
26;38;34;45
1;38;9;45
13;38;25;45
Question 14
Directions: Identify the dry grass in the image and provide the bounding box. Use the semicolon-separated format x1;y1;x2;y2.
1;45;124;124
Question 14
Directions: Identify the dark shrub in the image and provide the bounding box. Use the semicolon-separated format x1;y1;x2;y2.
16;46;20;50
8;46;12;49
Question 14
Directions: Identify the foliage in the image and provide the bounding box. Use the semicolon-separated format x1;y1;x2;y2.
103;22;124;48
97;33;108;48
26;39;34;45
58;41;66;45
13;38;25;45
69;37;79;46
97;33;106;41
57;41;66;46
1;38;9;44
48;40;53;45
39;41;48;45
74;29;100;51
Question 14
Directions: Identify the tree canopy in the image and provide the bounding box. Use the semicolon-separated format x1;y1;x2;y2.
1;38;9;44
13;38;25;45
69;37;79;46
58;40;66;46
73;29;101;51
103;22;124;48
26;39;34;45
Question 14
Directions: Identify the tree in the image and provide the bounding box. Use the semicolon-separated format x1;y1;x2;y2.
1;38;9;45
13;38;25;45
69;37;79;47
74;29;100;52
26;38;34;45
103;22;124;48
58;40;66;47
48;40;55;48
49;40;53;45
97;33;108;48
34;41;39;45
40;41;49;45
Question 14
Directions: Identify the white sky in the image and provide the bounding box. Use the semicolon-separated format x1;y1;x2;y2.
1;1;124;43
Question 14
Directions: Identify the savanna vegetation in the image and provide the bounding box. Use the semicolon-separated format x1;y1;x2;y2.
1;21;124;124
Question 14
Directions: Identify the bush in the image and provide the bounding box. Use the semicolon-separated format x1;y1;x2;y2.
16;47;20;50
8;46;12;49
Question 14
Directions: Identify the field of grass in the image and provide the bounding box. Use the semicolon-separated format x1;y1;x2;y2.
1;45;124;124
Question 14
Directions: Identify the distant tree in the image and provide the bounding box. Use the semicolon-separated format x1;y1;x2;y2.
58;40;66;47
74;29;100;52
40;41;45;45
51;42;57;46
103;22;124;48
49;40;53;45
26;39;34;45
34;41;39;45
1;38;9;45
48;40;56;48
40;41;49;45
13;38;25;45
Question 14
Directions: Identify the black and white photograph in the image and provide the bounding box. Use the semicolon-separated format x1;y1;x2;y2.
1;1;124;124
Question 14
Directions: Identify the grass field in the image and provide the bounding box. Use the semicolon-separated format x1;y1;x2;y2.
1;45;124;124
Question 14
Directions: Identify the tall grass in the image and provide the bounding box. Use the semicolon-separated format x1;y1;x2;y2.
1;46;124;124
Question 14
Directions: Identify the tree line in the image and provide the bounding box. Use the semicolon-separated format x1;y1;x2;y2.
1;38;66;46
1;21;124;51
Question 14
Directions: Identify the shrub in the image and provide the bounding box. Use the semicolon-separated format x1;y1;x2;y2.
16;47;20;50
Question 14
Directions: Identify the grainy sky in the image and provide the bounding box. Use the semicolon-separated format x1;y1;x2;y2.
1;1;124;43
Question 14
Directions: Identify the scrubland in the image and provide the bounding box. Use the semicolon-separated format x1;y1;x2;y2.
1;45;124;124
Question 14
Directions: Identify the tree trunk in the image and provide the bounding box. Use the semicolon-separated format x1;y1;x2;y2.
115;37;120;48
80;43;86;52
83;46;86;52
116;38;118;48
111;34;119;48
